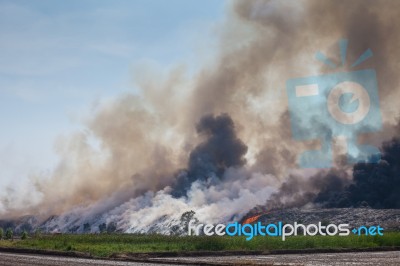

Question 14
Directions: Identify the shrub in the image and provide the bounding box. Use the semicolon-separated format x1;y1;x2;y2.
21;231;28;240
98;223;106;233
5;228;13;240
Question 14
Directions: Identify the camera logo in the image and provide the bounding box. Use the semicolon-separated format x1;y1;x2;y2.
287;39;382;168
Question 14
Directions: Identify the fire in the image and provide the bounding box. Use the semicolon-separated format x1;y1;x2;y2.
241;211;270;224
242;214;262;225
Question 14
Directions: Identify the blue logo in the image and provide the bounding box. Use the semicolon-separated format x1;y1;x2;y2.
287;39;382;168
352;225;384;236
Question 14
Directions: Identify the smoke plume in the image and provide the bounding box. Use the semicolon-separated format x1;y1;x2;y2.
328;137;400;208
1;0;400;232
172;113;248;197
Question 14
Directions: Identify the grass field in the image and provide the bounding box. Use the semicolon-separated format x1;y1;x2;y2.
0;232;399;257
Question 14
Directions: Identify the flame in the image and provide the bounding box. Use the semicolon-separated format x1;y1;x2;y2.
242;214;262;225
241;211;270;224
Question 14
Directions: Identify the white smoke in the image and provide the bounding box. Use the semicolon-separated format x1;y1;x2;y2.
38;168;277;233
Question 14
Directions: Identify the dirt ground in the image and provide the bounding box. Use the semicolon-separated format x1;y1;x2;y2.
153;251;400;265
0;250;399;265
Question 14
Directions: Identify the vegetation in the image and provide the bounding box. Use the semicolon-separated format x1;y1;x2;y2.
0;228;3;240
0;232;399;258
4;228;13;240
21;231;28;240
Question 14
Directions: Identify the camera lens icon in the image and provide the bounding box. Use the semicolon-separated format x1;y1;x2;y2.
286;69;382;168
327;81;370;125
286;39;382;168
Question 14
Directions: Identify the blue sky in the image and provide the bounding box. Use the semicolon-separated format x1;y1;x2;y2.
0;0;226;187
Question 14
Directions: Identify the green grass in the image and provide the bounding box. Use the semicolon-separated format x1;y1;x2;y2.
0;232;399;258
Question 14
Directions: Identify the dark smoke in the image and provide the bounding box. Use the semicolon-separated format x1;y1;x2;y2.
326;137;400;208
263;134;400;210
172;113;248;197
263;169;351;211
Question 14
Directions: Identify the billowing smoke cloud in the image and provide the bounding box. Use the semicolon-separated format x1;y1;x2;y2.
323;137;400;208
262;169;352;211
258;135;400;211
22;115;277;233
1;0;400;231
172;114;248;197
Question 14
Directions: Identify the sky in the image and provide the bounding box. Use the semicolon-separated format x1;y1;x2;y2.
0;0;226;189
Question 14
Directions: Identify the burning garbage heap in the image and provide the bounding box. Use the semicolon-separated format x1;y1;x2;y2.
1;0;400;234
